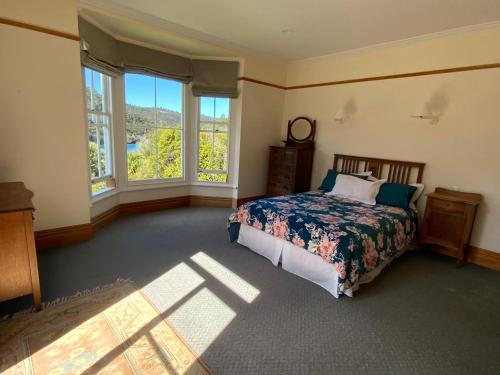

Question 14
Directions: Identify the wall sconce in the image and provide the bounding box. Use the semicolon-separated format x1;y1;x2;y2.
411;103;439;123
334;107;346;123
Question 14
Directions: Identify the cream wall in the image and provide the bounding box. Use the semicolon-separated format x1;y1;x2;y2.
237;81;285;198
0;0;78;34
282;26;500;253
0;13;91;230
286;26;500;87
243;56;287;87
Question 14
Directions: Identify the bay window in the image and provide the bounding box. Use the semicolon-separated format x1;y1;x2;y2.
84;68;114;195
197;97;230;183
125;73;184;181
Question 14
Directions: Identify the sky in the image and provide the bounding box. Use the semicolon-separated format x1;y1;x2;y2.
85;68;229;118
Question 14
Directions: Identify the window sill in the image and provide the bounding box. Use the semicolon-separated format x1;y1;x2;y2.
91;187;120;204
191;182;237;189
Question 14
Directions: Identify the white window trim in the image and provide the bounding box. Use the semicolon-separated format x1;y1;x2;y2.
123;74;187;186
83;68;116;199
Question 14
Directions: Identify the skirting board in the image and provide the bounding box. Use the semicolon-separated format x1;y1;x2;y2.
35;195;231;250
432;245;500;272
35;223;93;250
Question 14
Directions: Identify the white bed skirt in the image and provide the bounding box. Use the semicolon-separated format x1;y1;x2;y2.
237;224;411;298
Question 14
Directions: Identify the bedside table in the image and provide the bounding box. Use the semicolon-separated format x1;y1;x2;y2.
421;187;482;265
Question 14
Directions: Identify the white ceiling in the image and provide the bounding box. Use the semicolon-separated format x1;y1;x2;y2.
83;0;500;61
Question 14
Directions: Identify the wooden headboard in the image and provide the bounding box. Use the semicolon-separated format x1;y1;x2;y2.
333;154;425;184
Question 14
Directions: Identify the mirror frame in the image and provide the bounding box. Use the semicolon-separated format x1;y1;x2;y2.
286;116;316;143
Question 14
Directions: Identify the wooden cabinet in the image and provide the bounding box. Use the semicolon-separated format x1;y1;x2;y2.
267;145;314;196
420;187;481;265
0;182;41;308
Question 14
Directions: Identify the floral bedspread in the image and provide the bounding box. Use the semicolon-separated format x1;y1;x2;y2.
228;191;417;295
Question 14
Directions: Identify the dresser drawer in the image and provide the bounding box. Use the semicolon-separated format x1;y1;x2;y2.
267;180;293;196
430;198;465;213
269;167;295;182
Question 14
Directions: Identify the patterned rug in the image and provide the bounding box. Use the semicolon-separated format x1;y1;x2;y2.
0;281;211;374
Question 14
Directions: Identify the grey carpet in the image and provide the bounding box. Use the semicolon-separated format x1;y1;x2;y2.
1;207;500;374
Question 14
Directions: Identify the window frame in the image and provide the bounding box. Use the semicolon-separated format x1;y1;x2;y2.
83;68;115;197
124;73;186;185
196;96;231;183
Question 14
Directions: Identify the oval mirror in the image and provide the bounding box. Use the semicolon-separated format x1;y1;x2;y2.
289;117;314;142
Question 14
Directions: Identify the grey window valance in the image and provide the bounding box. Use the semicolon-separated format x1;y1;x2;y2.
191;59;239;98
79;17;122;76
118;41;192;84
78;16;239;97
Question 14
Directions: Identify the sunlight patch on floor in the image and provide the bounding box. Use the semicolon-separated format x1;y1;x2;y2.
191;251;260;303
143;262;205;310
167;287;237;354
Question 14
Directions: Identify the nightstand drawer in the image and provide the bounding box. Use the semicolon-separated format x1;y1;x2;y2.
430;198;465;213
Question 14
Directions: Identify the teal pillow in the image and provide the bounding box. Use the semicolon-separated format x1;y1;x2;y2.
376;183;417;209
318;170;368;191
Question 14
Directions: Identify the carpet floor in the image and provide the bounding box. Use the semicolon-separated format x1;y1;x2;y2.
1;207;499;374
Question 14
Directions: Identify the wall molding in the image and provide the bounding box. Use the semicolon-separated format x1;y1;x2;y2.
0;17;80;41
238;77;286;90
432;245;500;272
239;62;500;91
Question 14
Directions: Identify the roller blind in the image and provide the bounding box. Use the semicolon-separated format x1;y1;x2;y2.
191;59;239;98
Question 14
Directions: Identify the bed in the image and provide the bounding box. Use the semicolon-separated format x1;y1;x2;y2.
228;154;426;297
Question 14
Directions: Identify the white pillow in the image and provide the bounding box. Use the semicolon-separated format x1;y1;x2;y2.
409;183;425;210
327;174;386;205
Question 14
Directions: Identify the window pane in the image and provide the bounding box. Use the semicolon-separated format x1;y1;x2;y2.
215;97;230;120
198;131;213;171
198;131;228;171
88;114;109;126
127;127;157;180
197;97;230;183
92;71;103;112
200;122;214;131
157;128;182;178
125;74;155;108
200;97;215;120
98;126;108;176
85;68;114;196
213;132;229;171
214;123;229;132
84;68;92;111
156;78;182;128
88;127;99;178
125;73;184;181
198;172;228;183
92;181;107;194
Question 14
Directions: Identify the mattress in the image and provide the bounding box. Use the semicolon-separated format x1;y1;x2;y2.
229;191;418;297
238;224;412;297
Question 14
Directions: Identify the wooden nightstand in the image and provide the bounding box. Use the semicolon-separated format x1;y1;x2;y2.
420;187;482;265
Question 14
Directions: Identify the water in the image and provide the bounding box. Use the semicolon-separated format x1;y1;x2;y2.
127;143;138;152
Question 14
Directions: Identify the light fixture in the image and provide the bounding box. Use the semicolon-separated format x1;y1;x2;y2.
411;103;433;120
334;107;346;123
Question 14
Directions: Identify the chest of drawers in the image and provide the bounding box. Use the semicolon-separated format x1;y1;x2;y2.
0;182;41;309
267;145;314;197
